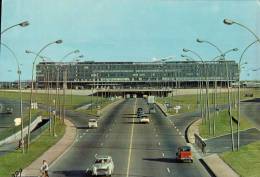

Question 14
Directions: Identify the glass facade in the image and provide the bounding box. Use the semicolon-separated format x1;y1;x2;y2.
36;61;239;88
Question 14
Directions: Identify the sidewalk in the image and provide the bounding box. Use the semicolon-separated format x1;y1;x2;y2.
187;118;239;177
22;119;76;177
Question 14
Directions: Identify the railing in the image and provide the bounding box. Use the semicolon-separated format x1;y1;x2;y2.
194;133;206;154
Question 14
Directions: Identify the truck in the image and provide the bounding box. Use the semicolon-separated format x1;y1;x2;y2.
147;96;155;104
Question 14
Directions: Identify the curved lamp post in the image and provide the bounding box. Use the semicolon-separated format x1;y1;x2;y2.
196;39;238;148
26;39;62;151
182;48;208;126
236;40;258;150
223;19;260;150
1;42;24;153
1;21;29;35
223;19;260;41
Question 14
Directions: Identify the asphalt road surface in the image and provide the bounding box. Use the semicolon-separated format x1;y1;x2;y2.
50;98;210;177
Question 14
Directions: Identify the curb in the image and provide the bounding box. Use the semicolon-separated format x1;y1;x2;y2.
21;118;77;177
155;102;169;117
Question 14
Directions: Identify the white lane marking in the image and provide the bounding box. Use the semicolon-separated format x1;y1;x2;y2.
83;133;86;135
179;132;182;135
156;134;158;137
105;134;108;138
182;135;185;138
162;153;165;157
176;128;179;132
79;135;82;138
167;168;170;173
126;99;137;177
174;126;177;129
100;143;103;146
158;142;161;146
86;130;88;132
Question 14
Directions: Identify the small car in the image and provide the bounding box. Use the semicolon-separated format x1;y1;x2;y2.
136;107;143;115
86;155;114;176
88;119;98;128
176;146;193;163
140;115;150;124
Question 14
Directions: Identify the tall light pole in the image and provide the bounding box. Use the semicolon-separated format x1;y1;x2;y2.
182;55;201;111
1;42;24;153
1;21;29;35
183;48;208;127
26;39;62;151
236;40;258;150
224;19;260;150
69;55;84;107
25;50;53;134
196;38;238;141
58;49;80;124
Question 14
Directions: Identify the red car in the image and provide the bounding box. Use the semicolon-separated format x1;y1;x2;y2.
176;146;193;163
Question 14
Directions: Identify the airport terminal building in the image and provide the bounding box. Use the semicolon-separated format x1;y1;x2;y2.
36;60;239;89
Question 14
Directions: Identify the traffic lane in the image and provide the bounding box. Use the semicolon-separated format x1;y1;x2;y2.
95;99;138;176
129;99;172;177
205;128;260;153
50;99;134;177
241;102;260;129
152;104;211;177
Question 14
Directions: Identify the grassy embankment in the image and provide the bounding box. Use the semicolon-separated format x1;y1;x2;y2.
0;120;65;177
220;140;260;177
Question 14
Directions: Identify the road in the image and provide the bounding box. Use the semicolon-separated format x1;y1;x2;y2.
50;98;210;177
241;98;260;129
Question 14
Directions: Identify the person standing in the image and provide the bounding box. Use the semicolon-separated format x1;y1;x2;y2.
40;160;49;177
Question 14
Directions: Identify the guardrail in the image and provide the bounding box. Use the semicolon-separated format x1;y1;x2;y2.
194;133;206;154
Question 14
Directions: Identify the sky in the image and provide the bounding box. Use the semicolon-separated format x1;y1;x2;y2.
0;0;260;81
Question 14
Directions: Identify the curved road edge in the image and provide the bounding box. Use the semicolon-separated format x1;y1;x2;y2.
186;119;239;177
21;118;77;177
21;98;125;177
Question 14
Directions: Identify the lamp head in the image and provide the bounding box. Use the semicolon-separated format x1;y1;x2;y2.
74;49;80;53
196;38;204;43
223;19;234;25
19;21;29;27
183;48;189;52
55;40;63;44
78;55;84;58
181;54;186;58
232;48;239;51
25;50;32;54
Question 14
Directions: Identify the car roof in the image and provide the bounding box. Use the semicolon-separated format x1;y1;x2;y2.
89;119;97;121
95;155;111;159
179;146;191;151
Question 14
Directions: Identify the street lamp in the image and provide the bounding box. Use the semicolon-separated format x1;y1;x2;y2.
26;39;62;151
196;39;238;145
1;21;29;35
182;48;208;127
1;42;24;153
223;19;260;41
236;40;258;150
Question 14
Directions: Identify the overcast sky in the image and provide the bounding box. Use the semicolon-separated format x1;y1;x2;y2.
0;0;260;81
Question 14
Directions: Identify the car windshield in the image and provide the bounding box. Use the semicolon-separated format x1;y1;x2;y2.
95;159;109;164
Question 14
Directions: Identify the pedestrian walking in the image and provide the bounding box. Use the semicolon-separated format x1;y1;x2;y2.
40;160;49;177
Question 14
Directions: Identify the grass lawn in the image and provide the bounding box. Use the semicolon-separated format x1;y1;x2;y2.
0;120;65;177
156;88;260;116
199;110;253;138
0;91;112;116
220;140;260;177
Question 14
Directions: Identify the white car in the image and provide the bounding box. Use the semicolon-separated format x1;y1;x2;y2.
87;155;114;176
88;119;98;128
140;116;150;124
